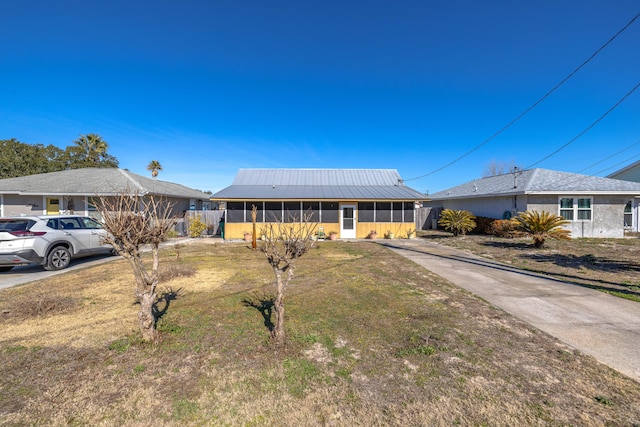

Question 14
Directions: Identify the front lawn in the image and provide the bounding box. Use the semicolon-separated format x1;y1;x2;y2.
1;240;638;425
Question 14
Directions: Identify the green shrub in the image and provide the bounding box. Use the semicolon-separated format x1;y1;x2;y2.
438;209;476;237
188;215;207;238
514;210;571;248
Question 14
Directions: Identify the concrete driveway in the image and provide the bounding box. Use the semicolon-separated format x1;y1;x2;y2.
0;254;121;290
380;239;640;382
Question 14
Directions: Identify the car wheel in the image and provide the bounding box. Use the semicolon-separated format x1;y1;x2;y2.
0;266;14;272
44;246;71;271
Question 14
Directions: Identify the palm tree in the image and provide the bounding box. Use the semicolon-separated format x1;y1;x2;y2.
73;134;108;164
514;210;571;248
438;209;476;237
66;134;118;168
147;160;162;178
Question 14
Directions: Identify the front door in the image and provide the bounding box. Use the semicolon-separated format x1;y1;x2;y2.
46;198;60;215
340;204;356;239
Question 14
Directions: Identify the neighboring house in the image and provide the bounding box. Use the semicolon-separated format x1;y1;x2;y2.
426;168;640;238
607;159;640;182
211;169;425;239
606;161;640;232
0;168;211;218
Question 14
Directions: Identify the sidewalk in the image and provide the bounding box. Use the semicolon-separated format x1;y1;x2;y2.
379;239;640;382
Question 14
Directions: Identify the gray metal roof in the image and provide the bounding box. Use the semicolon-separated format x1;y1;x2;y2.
429;168;640;200
213;169;425;200
0;168;210;199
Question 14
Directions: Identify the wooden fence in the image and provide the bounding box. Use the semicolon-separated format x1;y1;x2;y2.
179;210;225;237
415;207;441;230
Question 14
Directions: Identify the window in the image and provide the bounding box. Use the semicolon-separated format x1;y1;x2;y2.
321;202;339;223
560;198;573;220
404;202;415;222
226;202;245;223
284;202;301;223
577;198;591;220
559;197;592;221
303;202;320;222
248;202;264;222
81;217;103;229
392;202;403;222
264;202;282;222
624;201;633;228
358;202;375;222
376;202;391;222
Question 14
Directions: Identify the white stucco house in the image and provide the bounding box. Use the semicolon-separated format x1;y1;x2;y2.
426;168;640;238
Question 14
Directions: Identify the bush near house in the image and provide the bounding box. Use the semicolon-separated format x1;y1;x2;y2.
438;209;476;237
489;219;520;238
471;216;496;234
188;215;207;238
514;210;571;248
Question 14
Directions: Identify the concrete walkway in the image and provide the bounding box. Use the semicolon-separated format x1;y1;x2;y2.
379;239;640;382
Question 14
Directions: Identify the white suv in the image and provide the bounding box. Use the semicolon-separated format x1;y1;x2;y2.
0;215;114;272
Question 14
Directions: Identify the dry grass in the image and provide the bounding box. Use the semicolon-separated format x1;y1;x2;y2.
423;230;640;302
1;240;639;426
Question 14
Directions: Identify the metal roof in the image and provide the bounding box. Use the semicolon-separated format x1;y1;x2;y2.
429;168;640;200
213;169;425;200
0;168;211;199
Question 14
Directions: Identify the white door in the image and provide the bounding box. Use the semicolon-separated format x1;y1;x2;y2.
340;204;356;239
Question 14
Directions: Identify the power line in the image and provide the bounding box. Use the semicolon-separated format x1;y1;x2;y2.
405;11;640;182
577;139;640;174
591;152;640;177
525;82;640;169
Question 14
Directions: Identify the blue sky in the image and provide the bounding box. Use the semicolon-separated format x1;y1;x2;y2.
1;1;638;194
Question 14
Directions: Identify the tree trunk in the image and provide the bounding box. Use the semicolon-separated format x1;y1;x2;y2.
271;269;286;344
138;291;158;343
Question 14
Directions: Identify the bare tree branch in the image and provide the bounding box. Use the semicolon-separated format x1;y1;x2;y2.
94;191;177;343
258;213;317;344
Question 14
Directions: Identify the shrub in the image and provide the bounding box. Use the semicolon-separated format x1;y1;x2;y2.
438;209;476;237
514;210;571;248
473;216;496;234
490;219;519;238
188;215;207;238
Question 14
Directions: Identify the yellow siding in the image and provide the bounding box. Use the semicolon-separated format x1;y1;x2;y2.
223;222;339;240
224;221;414;239
357;222;415;239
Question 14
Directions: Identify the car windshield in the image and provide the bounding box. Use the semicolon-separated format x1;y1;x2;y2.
0;219;34;232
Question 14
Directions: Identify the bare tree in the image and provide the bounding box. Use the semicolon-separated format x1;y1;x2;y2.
483;160;521;177
94;192;177;343
259;215;317;345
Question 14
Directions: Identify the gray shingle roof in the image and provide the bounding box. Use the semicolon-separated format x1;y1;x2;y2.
607;159;640;180
0;168;210;199
429;168;640;200
213;169;425;200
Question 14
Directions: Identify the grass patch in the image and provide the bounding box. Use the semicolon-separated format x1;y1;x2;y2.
0;240;639;425
426;231;640;302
